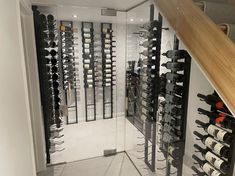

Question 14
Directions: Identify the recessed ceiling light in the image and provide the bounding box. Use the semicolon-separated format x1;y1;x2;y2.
140;19;143;22
130;18;134;22
73;14;78;18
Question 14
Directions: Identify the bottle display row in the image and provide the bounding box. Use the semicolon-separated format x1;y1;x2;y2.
32;7;64;163
192;93;235;176
156;40;192;175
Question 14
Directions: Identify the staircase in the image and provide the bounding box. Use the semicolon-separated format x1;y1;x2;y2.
155;0;235;116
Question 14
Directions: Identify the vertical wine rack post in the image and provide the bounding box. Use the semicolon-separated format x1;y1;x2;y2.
32;6;64;163
142;6;163;171
159;36;191;176
101;23;116;119
60;21;79;124
81;22;97;122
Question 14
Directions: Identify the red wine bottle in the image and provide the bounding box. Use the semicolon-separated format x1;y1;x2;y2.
193;131;230;158
198;108;234;129
194;144;229;173
195;120;233;144
197;93;228;112
192;155;224;176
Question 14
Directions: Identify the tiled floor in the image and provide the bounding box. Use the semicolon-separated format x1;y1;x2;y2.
51;116;138;164
38;152;141;176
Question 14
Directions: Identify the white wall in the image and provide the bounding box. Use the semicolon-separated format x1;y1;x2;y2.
0;0;37;176
20;5;47;173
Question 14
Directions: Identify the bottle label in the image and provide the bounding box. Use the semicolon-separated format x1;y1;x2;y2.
207;125;227;141
205;152;224;170
202;163;221;176
205;137;223;155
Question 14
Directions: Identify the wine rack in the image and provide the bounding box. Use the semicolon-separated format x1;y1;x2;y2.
81;22;97;122
192;92;235;176
139;8;163;171
60;21;79;124
157;36;191;175
32;7;64;163
101;23;116;119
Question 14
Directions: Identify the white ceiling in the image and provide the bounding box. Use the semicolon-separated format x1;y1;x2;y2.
31;0;147;11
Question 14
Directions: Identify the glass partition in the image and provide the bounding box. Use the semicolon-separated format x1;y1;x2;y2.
33;5;126;166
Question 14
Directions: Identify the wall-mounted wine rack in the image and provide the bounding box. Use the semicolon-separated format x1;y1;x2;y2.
192;92;235;176
60;21;79;124
101;23;116;119
140;5;163;171
81;22;97;122
157;36;191;175
32;6;64;164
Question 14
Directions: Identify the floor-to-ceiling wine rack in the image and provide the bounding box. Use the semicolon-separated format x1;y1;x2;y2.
60;21;79;124
32;6;64;164
141;5;163;171
158;36;191;176
81;22;97;122
101;23;116;119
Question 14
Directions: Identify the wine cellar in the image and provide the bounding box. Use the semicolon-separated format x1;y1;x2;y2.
3;0;235;176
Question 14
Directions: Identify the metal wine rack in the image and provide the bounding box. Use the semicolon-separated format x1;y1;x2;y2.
192;92;235;176
81;22;97;122
60;21;79;124
140;7;163;171
32;7;64;163
158;36;191;176
101;23;116;119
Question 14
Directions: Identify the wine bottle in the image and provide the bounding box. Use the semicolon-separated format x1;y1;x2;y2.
168;145;182;158
102;28;113;33
167;155;180;168
165;94;182;105
83;28;92;33
161;62;184;71
52;73;59;80
141;20;159;30
192;155;224;176
52;81;59;88
198;108;234;129
84;33;91;38
50;49;57;56
193;131;230;158
51;58;58;65
162;50;188;59
164;114;181;128
194;144;229;173
166;72;184;82
84;38;92;43
197;93;229;112
191;166;207;176
165;104;182;116
139;31;152;39
196;120;233;144
166;83;183;95
105;39;111;44
47;14;54;22
139;40;157;48
51;66;58;73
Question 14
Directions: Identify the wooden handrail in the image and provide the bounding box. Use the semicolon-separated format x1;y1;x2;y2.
155;0;235;115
